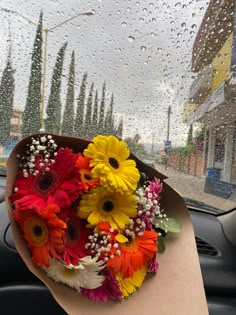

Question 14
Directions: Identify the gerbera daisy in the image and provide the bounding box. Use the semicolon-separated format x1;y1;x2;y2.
81;269;122;302
116;266;147;298
45;256;105;291
108;230;158;278
83;135;140;193
78;186;137;230
59;207;91;265
10;147;80;211
13;204;66;268
76;153;100;193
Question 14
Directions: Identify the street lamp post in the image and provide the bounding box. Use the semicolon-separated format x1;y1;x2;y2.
0;8;94;131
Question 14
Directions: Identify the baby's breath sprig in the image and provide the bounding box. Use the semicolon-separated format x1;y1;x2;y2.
16;135;58;177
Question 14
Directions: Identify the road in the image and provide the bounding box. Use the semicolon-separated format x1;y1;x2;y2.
155;163;236;212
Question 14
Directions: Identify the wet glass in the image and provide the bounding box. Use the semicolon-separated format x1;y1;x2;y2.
0;0;235;212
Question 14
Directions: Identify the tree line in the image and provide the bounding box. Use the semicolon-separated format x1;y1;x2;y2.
0;12;123;147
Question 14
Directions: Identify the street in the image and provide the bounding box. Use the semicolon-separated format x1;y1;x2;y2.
156;163;236;212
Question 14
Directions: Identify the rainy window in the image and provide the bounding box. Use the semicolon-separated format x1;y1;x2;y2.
0;0;236;211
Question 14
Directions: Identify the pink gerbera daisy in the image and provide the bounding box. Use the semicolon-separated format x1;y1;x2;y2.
81;269;122;302
10;148;80;210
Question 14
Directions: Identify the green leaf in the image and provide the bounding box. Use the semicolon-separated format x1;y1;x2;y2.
137;172;147;189
157;235;165;253
154;217;182;233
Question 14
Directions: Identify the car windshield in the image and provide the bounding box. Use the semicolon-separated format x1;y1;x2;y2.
0;0;235;213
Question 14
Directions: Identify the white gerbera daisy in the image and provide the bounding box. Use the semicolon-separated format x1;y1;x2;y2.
44;256;105;291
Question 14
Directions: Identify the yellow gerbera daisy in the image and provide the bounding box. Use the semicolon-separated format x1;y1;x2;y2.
83;135;140;193
116;266;147;298
78;186;137;230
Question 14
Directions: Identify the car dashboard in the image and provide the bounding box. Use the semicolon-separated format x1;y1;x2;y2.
0;176;236;315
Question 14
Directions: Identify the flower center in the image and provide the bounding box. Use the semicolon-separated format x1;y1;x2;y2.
67;221;77;241
33;225;43;236
24;217;49;247
108;157;119;169
66;219;79;245
103;201;114;212
84;174;92;181
34;171;57;195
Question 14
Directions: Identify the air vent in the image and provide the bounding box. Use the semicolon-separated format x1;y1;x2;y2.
195;236;219;256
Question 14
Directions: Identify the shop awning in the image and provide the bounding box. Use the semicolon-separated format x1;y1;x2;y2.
187;83;225;125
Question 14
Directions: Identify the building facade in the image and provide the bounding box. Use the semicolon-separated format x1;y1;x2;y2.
184;0;236;187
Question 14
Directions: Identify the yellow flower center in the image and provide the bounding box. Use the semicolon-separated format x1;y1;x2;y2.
61;267;78;279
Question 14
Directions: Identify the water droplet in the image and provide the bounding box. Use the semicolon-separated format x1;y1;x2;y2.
121;22;127;27
191;24;197;29
139;17;144;22
175;2;181;7
158;47;162;52
128;36;135;42
181;22;186;27
141;46;147;52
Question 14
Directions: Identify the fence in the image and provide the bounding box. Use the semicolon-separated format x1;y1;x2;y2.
167;150;204;177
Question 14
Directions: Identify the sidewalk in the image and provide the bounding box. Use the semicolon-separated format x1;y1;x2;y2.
155;163;236;212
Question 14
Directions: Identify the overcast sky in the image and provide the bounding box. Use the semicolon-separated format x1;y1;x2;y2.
0;0;209;147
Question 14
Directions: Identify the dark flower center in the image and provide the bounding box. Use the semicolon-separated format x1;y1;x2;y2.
67;221;77;241
103;201;114;212
108;157;119;169
33;225;43;237
34;171;57;195
38;172;53;190
84;174;92;181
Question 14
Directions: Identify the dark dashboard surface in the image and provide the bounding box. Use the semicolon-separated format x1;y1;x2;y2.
0;176;236;314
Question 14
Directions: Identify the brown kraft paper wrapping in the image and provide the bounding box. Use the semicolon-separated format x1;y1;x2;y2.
5;134;209;315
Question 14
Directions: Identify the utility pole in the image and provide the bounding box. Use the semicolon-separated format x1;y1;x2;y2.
167;105;171;141
165;105;172;169
151;132;154;155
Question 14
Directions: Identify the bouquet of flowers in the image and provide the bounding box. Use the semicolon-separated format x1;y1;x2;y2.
9;134;181;302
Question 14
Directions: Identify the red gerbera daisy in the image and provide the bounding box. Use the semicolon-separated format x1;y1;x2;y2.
10;147;80;210
59;207;91;265
107;230;158;278
76;153;100;193
13;204;66;268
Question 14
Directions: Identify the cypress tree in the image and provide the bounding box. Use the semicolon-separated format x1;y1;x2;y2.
62;51;75;136
0;50;15;146
91;89;98;137
74;72;87;137
98;81;106;134
116;118;123;139
45;42;67;134
84;83;94;139
107;93;114;135
187;124;193;145
22;11;42;137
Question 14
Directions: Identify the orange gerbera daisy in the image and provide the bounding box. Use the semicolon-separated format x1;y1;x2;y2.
76;153;100;192
107;230;158;278
13;204;67;268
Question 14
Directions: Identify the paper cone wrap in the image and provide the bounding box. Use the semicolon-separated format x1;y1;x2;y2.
5;134;208;315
